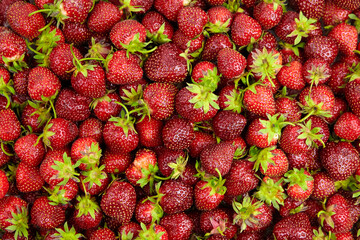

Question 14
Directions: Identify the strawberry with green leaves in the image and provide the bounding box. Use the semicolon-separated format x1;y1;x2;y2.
199;208;237;239
334;112;360;141
231;13;262;47
205;6;232;34
135;197;164;225
142;11;174;45
253;0;284;30
284;168;314;201
71;194;102;230
70;137;102;171
217;48;247;80
92;92;122;122
243;84;276;118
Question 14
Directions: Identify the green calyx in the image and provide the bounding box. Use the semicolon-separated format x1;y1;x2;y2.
2;54;28;73
298;95;332;121
146;23;172;45
249;47;282;85
35;27;62;54
205;18;231;34
168;155;188;180
51;152;81;186
179;38;204;72
36;119;55;149
224;88;243;114
297;120;325;148
45;186;70;205
232;195;263;232
75;194;100;219
53;222;84;240
28;100;52;129
259;113;290;145
284;168;313;191
0;77;15;108
287;11;318;45
81;165;107;189
317;200;336;229
346;62;360;83
135;223;165;240
306;65;331;89
313;227;336;240
137;163;160;194
119;0;145;18
254;178;287;210
70;44;98;78
5;207;29;240
248;146;276;175
78;142;102;170
187;83;220;114
279;41;305;57
29;0;69;28
87;37;112;60
144;197;164;224
202;168;227;196
120;33;157;59
109;103;137;137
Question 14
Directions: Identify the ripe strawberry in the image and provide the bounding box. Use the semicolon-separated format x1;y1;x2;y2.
334;112;360;141
201;34;232;62
13;69;30;96
328;22;357;56
0;196;29;238
224;159;259;196
333;0;360;11
0;108;21;142
200;142;235;176
62;22;91;46
205;6;232;34
79;118;103;143
287;147;320;171
243;84;276;118
177;6;207;38
144;43;187;83
110;19;147;51
199;208;236;239
294;0;325;20
100;181;136;225
92;92;122;122
302;58;331;87
118;221;141;239
30;196;66;230
16;162;44;193
79;167;110;196
87;1;122;34
159;180;193;214
160;212;194;240
217;48;246;80
101;151;131;175
156;147;185;177
318;193;353;234
135;223;169;240
322;0;351;26
284;168;314;201
298;84;335;116
154;0;190;22
47;179;78;205
275;96;302;122
6;1;45;41
14;134;45;167
206;0;227;5
135;116;163;148
231;13;262;47
253;0;284;30
70;137;101;171
142;11;174;44
320;141;360;181
304;36;339;63
162;117;194;150
212;110;246;141
0;170;9;199
172;29;205;54
325;97;347;124
311;172;335;201
89;228;117;240
27;66;61;101
135;198;163;224
273;213;313;240
71;194;102;230
345;78;360;118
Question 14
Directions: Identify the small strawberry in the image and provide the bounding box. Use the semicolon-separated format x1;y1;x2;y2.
231;13;262;47
135;197;163;225
79;166;110;196
16;162;44;193
135;116;163;148
21;101;51;134
100;181;137;225
136;223;169;240
302;58;331;87
71;137;101;171
162;117;194;151
89;228;117;240
0;108;21;142
177;6;208;38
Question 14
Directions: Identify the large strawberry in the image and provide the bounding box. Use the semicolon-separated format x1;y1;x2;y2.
16;162;44;193
273;212;313;239
243;84;276;118
87;1;123;34
100;181;136;225
142;11;174;44
334;112;360;141
158;180;193;214
231;13;262;47
217;48;247;80
0;108;21;142
177;6;208;38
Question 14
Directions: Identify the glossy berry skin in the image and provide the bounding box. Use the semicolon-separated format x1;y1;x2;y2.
103;120;139;153
93;92;122;122
201;34;233;62
273;213;313;240
200;142;235;176
142;11;174;41
87;1;122;34
253;1;283;30
89;228;117;240
312;172;336;200
14;134;45;167
162;118;195;151
334;112;360;141
159;180;193;215
0;108;21;142
135;116;163;148
200;208;237;239
110;19;147;50
194;180;224;211
27;66;61;101
345;79;360;118
16;162;44;193
177;7;208;38
45;118;79;150
79;118;103;143
212;111;247;141
320;141;360;181
231;13;262;47
160;212;193;240
217;48;246;80
0;170;8;199
71;65;106;99
189;131;216;158
243;85;276;118
328;22;357;56
304;36;339;63
298;84;335;112
0;30;27;66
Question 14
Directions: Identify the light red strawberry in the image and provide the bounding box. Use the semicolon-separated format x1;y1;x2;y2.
334;112;360;141
328;22;358;56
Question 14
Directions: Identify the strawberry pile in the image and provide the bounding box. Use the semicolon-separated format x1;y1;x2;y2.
1;0;360;239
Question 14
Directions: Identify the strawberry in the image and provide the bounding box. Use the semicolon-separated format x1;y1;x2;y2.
62;22;91;46
206;0;227;5
328;22;357;56
13;69;30;96
345;77;360;118
243;84;276;118
318;193;353;234
199;208;237;239
212;110;247;141
79;166;110;196
118;222;141;239
294;0;325;20
159;180;193;214
88;1;123;34
0;170;8;199
135;198;163;224
161;117;194;151
302;58;331;87
154;0;190;22
320;141;360;181
325;97;347;124
70;137;101;171
287;148;320;171
224;159;259;196
27;66;61;101
156;148;185;177
236;232;262;240
144;43;188;83
55;88;92;122
334;112;360;141
47;180;78;205
92;92;122;122
327;62;349;95
177;6;208;38
217;48;246;80
273;213;313;240
79;118;103;143
0;196;29;238
142;11;174;44
136;223;169;240
20;102;51;133
205;6;232;34
30;196;66;230
284;168;314;201
201;33;232;62
100;181;136;225
172;29;205;54
231;13;262;47
332;0;360;11
6;1;45;41
71;194;102;230
101;151;132;175
110;19;147;53
89;228;117;240
135;116;163;148
304;36;339;63
200;142;235;176
311;172;335;201
232;195;273;232
322;0;351;26
16;162;44;193
160;212;194;240
0;108;21;142
275;96;301;122
253;0;284;30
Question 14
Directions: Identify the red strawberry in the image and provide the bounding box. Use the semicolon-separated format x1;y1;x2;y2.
304;36;339;63
311;172;336;200
20;102;51;133
16;162;44;193
13;69;30;96
275;97;301;122
14;134;45;167
243;84;276;118
144;43;188;83
30;196;66;230
72;194;102;230
154;0;190;22
162;117;194;151
0;108;21;142
284;168;314;201
298;84;335;115
110;19;147;51
189;131;216;158
287;148;320;171
159;180;193;215
89;228;117;240
40;118;78;149
327;62;349;95
201;34;232;62
294;0;325;20
92;92;122;122
62;22;91;46
156;147;185;177
345;78;360;118
273;213;313;240
200;142;235;176
135;116;163;148
172;29;205;54
334;112;360;141
79;167;110;196
27;66;61;101
118;222;141;239
224;159;259;196
177;6;207;38
0;169;8;199
322;0;351;26
71;137;101;171
160;212;194;240
142;11;174;44
212;110;247;141
135;198;162;224
217;48;246;80
136;223;169;240
231;13;262;47
332;0;360;11
6;1;45;40
320;141;360;181
328;22;357;56
100;181;136;225
47;179;78;205
87;1;123;34
79;117;103;143
253;0;284;30
199;208;237;239
206;6;232;34
325;97;347;124
302;58;331;86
